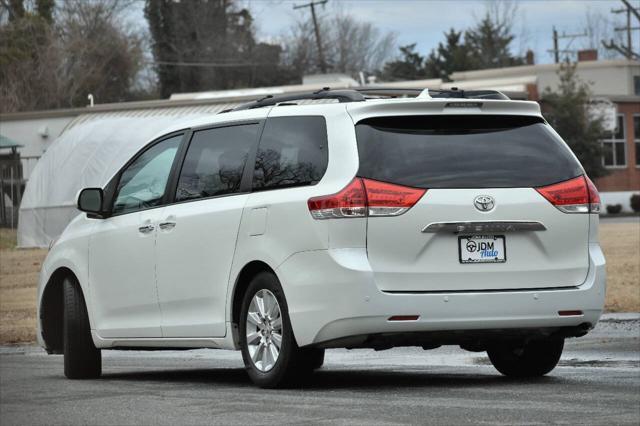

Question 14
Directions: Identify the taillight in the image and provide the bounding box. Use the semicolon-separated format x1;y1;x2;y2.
307;177;426;220
307;178;367;219
363;178;427;216
585;176;601;213
535;175;600;214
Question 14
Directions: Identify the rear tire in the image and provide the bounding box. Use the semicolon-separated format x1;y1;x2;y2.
63;277;101;379
304;348;325;370
239;272;313;388
487;338;564;377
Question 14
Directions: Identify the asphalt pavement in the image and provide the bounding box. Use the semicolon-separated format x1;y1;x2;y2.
1;315;639;425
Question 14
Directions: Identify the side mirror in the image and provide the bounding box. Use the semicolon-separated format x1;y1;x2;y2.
77;188;104;217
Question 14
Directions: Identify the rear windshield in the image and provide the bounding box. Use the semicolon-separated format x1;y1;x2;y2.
356;115;583;188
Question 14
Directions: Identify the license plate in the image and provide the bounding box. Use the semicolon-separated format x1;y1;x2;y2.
458;235;506;264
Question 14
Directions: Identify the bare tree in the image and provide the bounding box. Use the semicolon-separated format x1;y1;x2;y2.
283;10;396;78
482;0;520;36
582;8;625;59
0;0;144;113
0;7;61;112
329;13;396;76
56;0;143;106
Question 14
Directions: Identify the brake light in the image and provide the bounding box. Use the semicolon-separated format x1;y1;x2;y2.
307;178;367;219
363;178;427;216
535;176;600;214
585;176;601;213
307;177;426;219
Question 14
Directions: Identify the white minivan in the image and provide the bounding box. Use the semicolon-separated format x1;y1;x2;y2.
37;88;606;388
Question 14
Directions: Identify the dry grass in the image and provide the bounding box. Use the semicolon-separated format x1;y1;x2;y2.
0;229;47;345
0;223;638;345
599;222;640;312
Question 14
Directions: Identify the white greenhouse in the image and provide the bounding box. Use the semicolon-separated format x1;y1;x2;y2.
17;106;233;247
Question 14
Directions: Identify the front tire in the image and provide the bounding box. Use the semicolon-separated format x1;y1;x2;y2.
63;277;101;379
487;338;564;377
239;272;313;388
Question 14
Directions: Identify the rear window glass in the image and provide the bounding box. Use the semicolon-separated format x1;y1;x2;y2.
356;115;583;188
252;116;328;190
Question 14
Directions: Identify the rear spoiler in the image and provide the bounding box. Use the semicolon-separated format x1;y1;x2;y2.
346;99;542;124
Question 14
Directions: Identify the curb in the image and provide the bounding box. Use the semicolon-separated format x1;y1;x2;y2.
600;313;640;322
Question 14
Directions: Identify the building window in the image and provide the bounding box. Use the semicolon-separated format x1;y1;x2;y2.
602;114;626;168
634;114;640;168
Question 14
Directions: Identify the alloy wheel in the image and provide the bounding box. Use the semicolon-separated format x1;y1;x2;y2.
245;289;283;372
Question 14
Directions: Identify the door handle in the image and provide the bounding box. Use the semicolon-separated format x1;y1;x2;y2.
138;224;155;234
159;221;176;230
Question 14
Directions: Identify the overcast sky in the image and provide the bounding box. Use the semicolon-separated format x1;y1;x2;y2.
131;0;627;65
247;0;626;64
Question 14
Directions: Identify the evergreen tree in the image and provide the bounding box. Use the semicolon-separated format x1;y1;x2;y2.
542;62;608;178
424;29;474;81
380;44;428;81
465;13;524;69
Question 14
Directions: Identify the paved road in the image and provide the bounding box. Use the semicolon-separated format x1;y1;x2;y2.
1;317;639;425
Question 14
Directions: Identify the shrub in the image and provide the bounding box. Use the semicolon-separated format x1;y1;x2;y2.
606;204;622;214
631;194;640;213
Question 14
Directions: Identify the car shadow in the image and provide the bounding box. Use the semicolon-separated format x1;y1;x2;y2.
100;367;562;390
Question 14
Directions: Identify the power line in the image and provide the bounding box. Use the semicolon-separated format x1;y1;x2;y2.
146;60;277;68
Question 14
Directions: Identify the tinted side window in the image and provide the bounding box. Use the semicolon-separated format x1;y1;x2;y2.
356;115;583;189
176;124;259;201
252;116;328;190
113;135;182;215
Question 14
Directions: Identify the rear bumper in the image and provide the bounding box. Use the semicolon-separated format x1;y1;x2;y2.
276;243;606;347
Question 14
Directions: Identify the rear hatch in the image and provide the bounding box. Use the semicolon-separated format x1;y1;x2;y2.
355;114;592;292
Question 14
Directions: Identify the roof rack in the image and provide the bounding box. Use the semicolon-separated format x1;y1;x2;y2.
229;87;365;112
222;86;509;113
356;87;509;100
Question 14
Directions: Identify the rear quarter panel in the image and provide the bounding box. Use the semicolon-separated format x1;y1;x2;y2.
227;105;364;322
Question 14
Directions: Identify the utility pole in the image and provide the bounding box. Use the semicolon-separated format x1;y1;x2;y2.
548;27;587;62
294;0;329;73
603;0;640;60
553;27;559;63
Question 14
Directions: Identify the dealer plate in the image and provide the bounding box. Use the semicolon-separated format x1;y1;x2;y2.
458;235;506;264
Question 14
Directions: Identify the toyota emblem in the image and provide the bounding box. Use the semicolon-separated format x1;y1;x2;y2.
474;195;495;212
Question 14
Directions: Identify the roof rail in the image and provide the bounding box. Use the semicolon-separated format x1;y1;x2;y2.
228;87;366;112
357;87;509;100
221;86;510;113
